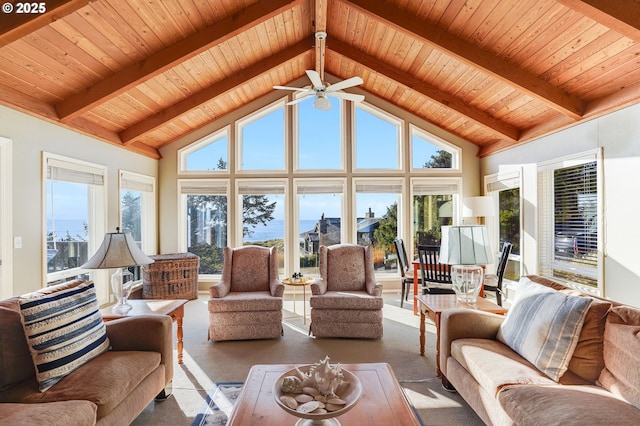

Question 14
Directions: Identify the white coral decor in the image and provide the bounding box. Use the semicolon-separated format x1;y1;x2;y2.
295;355;344;397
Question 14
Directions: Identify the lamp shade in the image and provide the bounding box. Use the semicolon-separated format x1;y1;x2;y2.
463;196;495;218
81;229;154;269
439;225;493;265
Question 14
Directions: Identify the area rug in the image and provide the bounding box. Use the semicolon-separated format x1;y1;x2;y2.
192;382;243;426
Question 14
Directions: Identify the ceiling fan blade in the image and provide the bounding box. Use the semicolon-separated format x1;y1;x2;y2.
305;70;324;89
273;85;313;93
325;76;363;93
329;92;365;103
286;93;315;105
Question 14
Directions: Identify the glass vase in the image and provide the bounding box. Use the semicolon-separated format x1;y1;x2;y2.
451;265;483;303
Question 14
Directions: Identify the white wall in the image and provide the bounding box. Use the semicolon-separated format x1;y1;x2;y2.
0;105;158;298
482;103;640;307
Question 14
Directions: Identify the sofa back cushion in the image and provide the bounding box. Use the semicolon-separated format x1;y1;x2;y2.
19;281;110;392
527;275;613;382
0;297;35;391
497;279;592;381
598;305;640;410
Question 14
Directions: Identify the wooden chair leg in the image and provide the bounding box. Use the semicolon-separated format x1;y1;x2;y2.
400;283;406;308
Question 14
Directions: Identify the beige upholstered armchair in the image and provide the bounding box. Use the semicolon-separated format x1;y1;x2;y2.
208;245;284;341
309;244;384;339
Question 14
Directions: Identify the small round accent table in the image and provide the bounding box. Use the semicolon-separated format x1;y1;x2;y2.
282;277;314;324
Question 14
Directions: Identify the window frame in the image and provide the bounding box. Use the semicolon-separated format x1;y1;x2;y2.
353;102;404;172
236;99;288;173
42;152;107;286
177;126;230;175
537;149;603;294
409;124;461;173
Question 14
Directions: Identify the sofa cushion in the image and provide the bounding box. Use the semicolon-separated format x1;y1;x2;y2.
450;338;556;396
3;350;161;419
497;280;592;381
208;291;283;312
0;401;97;426
325;245;367;291
598;305;640;410
18;281;110;392
229;246;271;292
0;297;35;391
498;384;640;426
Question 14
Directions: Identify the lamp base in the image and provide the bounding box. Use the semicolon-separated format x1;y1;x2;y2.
111;300;132;314
451;265;483;303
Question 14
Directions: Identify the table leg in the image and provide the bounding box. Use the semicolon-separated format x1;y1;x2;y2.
302;285;307;325
413;267;419;316
292;286;297;315
175;306;184;365
419;308;426;356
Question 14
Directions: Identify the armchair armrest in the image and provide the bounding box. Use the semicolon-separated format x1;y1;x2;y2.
366;280;383;296
209;279;230;298
310;278;326;295
439;309;505;378
105;315;173;386
270;279;284;297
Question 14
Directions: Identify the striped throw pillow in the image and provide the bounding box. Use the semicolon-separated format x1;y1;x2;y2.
497;279;592;381
19;281;110;392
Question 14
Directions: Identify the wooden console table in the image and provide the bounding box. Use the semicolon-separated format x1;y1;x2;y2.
416;294;507;376
100;299;188;364
227;363;421;425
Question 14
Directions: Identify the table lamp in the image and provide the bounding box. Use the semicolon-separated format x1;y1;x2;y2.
439;225;493;303
81;227;154;314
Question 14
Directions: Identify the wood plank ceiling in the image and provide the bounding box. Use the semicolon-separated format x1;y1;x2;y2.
1;0;640;159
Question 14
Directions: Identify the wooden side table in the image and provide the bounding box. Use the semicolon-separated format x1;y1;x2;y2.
415;294;507;376
282;277;313;324
100;299;188;364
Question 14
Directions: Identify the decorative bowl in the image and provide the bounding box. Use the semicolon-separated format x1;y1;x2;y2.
273;365;362;426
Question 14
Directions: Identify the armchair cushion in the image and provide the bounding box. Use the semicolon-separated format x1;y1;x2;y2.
208;291;283;312
309;291;384;310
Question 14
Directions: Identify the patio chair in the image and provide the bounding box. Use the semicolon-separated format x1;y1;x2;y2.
309;244;384;339
207;245;284;341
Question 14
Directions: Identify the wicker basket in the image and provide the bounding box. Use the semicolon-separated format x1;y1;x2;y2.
142;253;199;300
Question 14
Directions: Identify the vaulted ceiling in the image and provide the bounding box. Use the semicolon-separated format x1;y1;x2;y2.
1;0;640;159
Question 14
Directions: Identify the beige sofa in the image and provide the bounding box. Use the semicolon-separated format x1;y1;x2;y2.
440;275;640;426
0;280;174;426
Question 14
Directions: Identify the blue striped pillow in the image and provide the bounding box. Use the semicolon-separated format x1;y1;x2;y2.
19;281;110;392
497;280;592;381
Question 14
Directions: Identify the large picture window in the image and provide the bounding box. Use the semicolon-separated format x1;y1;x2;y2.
44;154;106;285
237;102;285;171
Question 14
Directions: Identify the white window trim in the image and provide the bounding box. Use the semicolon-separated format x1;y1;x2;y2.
353;102;404;172
537;148;603;294
119;170;157;255
177;126;230;176
42;152;107;287
236;99;288;174
409;124;461;172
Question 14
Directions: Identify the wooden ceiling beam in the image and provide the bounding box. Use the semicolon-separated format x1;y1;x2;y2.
343;0;585;120
328;39;519;142
557;0;640;43
0;0;93;47
314;0;327;81
55;0;303;122
120;38;313;145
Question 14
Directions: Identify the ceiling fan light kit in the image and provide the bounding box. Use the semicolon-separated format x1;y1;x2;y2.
313;94;332;110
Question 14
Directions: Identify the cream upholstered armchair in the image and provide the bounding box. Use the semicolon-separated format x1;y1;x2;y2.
208;245;284;341
309;244;384;339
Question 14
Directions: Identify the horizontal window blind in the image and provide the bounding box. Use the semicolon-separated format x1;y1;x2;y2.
355;183;402;193
47;158;105;185
412;183;459;195
121;177;154;192
237;184;285;195
179;180;228;195
297;184;344;194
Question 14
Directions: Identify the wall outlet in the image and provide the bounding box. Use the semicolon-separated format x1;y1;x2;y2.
14;236;22;249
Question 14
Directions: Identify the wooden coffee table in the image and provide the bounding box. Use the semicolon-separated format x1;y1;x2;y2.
416;294;508;376
100;299;188;364
227;363;422;425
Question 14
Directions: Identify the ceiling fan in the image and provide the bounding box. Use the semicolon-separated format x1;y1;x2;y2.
274;70;365;110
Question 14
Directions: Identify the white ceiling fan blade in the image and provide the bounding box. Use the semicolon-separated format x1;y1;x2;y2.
305;70;324;89
329;92;365;103
326;76;363;93
273;85;313;93
286;93;315;105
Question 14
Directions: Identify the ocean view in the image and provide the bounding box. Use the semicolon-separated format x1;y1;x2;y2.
47;219;87;240
245;219;318;242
